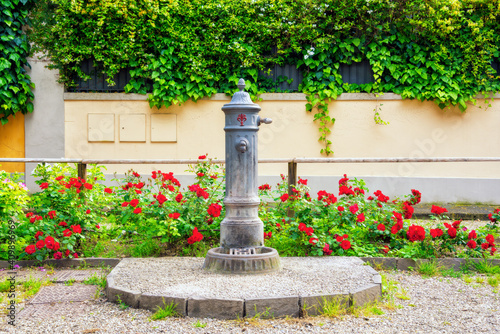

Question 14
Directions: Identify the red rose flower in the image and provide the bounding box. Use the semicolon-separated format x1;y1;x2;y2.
452;220;461;229
133;207;142;214
175;193;183;203
48;210;57;219
86;209;91;214
339;185;354;196
55;175;64;181
382;245;389;254
129;199;139;207
336;235;343;242
468;230;477;240
84;183;92;190
356;213;365;223
187;227;204;244
323;243;332;255
410;189;422;204
53;252;62;260
197;172;205;177
71;224;82;234
447;227;457;239
305;227;314;236
156;193;167;205
25;244;36;255
207;203;222;218
198;155;206;159
298;178;308;185
280;193;289;202
403;202;414;219
430;228;443;238
29;217;36;223
481;242;490;250
53;242;60;251
466;240;477;249
59;221;68;227
73;253;79;258
264;231;272;239
104;187;113;194
309;238;319;245
431;205;448;216
96;224;100;229
349;204;359;214
34;231;44;240
377;223;386;231
45;236;55;249
338;174;349;186
259;184;271;191
122;202;129;207
40;182;49;189
167;185;175;192
63;229;72;237
407;225;426;242
486;234;495;245
337;206;344;212
298;223;307;231
26;212;34;218
491;247;497;255
169;212;180;219
317;190;328;200
340;240;351;250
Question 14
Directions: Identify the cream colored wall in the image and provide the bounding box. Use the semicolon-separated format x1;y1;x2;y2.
64;93;500;179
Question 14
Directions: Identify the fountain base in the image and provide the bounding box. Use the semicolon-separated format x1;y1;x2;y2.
202;247;281;274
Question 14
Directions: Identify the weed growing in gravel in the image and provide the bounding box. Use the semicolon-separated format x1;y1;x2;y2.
22;275;44;297
439;267;464;279
65;278;76;286
318;297;348;318
463;275;474;284
150;299;179;320
193;320;207;328
472;260;500;275
0;277;10;292
476;276;485;284
116;295;129;310
487;275;499;288
83;272;107;289
416;260;443;277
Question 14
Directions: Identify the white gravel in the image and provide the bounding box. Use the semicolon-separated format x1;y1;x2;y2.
110;257;375;298
3;270;499;333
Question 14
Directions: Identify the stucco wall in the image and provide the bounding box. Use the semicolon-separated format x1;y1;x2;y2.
24;58;65;189
63;92;500;203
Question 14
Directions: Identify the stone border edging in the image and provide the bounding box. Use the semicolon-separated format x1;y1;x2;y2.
0;257;120;269
361;257;500;271
105;260;382;320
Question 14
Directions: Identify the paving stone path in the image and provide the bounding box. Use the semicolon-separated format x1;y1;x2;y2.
0;268;106;320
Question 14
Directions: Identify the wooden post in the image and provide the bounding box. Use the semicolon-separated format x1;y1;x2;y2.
287;161;297;218
77;163;87;181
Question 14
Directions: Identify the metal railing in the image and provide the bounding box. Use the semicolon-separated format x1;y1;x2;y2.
2;157;500;197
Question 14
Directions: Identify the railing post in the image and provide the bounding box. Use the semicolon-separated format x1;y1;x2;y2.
287;161;297;218
77;163;87;181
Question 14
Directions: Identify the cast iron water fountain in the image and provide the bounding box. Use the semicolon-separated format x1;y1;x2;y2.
203;79;281;274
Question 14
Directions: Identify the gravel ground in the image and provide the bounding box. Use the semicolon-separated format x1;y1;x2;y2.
111;257;375;298
2;270;499;334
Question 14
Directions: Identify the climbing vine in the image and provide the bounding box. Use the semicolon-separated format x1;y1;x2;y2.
0;0;35;125
29;0;500;155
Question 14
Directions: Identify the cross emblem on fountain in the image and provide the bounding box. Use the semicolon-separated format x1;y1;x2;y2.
237;113;247;126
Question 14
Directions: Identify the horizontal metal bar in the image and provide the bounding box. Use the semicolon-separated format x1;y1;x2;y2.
1;157;500;164
292;157;500;163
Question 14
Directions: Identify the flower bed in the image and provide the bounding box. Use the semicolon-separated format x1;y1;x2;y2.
0;157;498;261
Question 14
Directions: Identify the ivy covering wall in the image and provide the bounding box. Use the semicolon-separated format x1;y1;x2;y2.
29;0;500;154
1;0;35;125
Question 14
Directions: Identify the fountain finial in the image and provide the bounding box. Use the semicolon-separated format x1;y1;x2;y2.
237;78;246;91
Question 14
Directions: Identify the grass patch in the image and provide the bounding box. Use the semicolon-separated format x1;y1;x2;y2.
192;320;207;328
150;299;179;320
472;260;500;275
416;260;442;277
83;272;107;289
